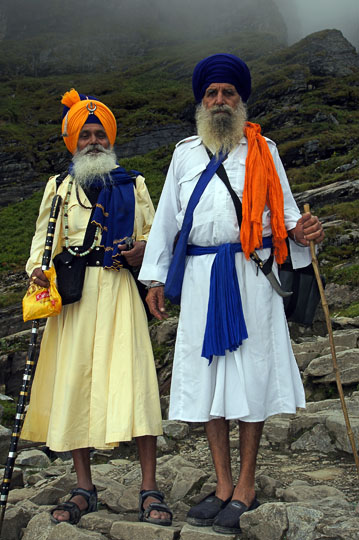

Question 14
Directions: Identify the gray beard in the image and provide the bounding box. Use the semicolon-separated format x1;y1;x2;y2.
195;101;248;157
72;145;118;188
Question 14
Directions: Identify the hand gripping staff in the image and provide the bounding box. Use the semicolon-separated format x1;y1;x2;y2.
0;193;62;534
304;203;359;479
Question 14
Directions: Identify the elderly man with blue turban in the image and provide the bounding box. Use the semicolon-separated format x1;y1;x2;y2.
140;53;324;534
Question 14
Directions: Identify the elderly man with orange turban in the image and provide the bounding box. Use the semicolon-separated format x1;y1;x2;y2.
21;90;172;527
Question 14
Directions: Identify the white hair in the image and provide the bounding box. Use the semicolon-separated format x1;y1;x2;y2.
72;145;117;188
195;100;248;157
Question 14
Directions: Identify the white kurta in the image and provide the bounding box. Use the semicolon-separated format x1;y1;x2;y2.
139;135;308;423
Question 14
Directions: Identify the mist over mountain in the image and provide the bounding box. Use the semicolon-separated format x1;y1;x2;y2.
0;0;291;78
0;0;287;43
273;0;359;50
2;0;357;51
1;0;357;78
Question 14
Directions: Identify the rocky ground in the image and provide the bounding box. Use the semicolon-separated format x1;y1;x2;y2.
0;407;359;540
1;321;359;540
1;243;359;540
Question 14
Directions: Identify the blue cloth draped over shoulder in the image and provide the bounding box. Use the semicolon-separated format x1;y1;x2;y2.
164;151;227;304
69;164;140;270
188;237;273;364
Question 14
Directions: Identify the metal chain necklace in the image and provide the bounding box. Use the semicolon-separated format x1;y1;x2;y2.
63;178;101;257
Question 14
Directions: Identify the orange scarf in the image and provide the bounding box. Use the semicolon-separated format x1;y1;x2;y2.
240;122;288;264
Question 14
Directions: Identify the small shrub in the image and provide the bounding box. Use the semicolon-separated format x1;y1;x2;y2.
0;400;17;428
336;302;359;318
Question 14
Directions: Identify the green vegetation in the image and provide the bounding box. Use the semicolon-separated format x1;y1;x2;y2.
0;191;43;272
324;264;359;287
0;400;17;428
0;291;26;308
0;335;31;354
152;342;171;370
0;72;190;148
0;28;359;296
317;201;359;224
336;302;359;318
120;146;175;205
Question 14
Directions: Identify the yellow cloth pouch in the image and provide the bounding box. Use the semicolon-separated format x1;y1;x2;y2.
22;267;62;322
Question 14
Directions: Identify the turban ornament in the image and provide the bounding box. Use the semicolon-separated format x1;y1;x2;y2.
192;53;251;103
61;89;117;154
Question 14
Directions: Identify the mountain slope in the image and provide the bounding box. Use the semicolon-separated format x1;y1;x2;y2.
0;29;358;310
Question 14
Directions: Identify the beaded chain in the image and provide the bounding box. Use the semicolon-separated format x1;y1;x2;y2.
64;178;101;258
75;184;94;210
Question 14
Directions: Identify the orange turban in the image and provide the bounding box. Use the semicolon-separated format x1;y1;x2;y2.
61;89;117;154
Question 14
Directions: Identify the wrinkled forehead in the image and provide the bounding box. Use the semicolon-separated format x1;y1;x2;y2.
204;83;239;93
79;123;106;134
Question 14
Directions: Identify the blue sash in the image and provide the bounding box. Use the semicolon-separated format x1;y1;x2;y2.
164;151;227;304
188;237;273;364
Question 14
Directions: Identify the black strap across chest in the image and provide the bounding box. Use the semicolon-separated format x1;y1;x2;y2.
205;148;243;227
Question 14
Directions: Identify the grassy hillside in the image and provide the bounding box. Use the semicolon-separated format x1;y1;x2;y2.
0;31;358;311
0;32;284;271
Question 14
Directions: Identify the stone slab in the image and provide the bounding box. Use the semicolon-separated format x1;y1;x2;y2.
180;523;237;539
110;520;181;539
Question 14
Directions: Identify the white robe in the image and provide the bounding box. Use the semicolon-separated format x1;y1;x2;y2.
139;135;309;422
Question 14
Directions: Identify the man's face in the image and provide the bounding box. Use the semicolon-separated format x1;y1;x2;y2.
196;82;247;157
202;83;241;111
77;123;110;153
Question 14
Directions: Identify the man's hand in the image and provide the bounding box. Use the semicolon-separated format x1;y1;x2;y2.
118;241;146;267
289;212;324;247
146;286;169;320
30;268;49;288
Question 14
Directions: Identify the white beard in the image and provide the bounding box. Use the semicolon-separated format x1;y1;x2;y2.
72;145;118;188
195;101;248;157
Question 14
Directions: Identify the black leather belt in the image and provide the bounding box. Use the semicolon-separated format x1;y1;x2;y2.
87;246;104;267
65;246;104;267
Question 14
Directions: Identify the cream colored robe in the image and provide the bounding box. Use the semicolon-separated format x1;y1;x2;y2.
21;173;162;451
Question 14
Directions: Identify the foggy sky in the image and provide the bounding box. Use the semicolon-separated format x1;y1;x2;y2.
273;0;359;50
1;0;358;53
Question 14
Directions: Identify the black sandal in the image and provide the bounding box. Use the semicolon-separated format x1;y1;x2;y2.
138;489;173;526
212;496;260;534
50;485;98;525
187;491;232;527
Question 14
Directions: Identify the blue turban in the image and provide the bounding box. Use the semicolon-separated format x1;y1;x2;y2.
192;53;251;103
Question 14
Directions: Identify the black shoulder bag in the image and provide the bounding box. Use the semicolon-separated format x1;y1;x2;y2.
277;245;323;325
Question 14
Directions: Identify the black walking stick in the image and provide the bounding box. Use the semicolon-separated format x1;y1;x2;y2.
0;194;62;534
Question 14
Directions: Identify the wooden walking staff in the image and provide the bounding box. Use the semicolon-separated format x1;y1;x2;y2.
0;194;62;534
304;203;359;477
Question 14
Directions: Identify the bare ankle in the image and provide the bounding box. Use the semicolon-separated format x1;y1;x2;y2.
215;484;233;501
232;486;255;506
77;482;95;492
140;482;158;492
